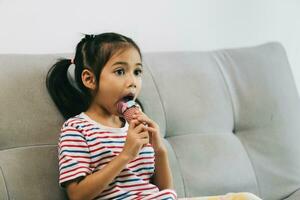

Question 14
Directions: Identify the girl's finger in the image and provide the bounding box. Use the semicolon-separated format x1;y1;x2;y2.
129;119;139;129
145;126;158;133
133;123;148;133
138;131;149;139
136;115;154;125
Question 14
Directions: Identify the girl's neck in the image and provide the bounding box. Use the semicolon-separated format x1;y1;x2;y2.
84;107;124;128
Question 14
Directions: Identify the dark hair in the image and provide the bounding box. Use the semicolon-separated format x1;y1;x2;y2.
46;32;143;119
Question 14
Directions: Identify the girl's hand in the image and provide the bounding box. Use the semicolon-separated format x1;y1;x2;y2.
132;111;167;155
121;119;150;161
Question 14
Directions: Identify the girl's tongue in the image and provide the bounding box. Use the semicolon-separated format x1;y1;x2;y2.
116;100;137;115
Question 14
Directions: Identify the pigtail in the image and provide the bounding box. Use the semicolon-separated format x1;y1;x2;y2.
46;59;88;119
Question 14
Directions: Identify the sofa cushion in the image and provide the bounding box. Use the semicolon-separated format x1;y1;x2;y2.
0;145;66;199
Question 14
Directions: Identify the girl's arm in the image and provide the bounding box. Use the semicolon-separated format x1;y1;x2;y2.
132;111;174;190
66;120;149;200
66;152;130;200
151;148;174;190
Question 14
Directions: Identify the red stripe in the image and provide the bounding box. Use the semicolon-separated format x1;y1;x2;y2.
86;131;117;137
87;141;103;148
93;135;126;139
60;166;90;176
60;144;88;148
95;161;109;167
89;146;106;153
127;186;157;191
117;173;134;178
146;191;177;200
59;158;90;166
66;118;82;124
117;182;149;188
138;172;153;176
59;155;90;162
85;128;110;132
69;119;89;126
105;146;123;149
90;155;114;165
137;172;153;179
60;167;90;180
132;192;144;200
102;185;117;193
131;156;154;163
81;124;94;128
62;128;82;133
60;139;86;143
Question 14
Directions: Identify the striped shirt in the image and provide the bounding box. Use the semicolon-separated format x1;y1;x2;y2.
58;112;177;200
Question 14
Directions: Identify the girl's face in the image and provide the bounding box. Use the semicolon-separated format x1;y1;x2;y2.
92;47;143;116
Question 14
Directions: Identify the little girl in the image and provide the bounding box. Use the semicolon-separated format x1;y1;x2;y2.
46;33;177;200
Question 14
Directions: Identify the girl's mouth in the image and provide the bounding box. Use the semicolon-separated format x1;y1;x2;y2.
122;94;134;102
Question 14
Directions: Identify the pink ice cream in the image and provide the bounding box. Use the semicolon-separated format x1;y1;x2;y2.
117;100;141;122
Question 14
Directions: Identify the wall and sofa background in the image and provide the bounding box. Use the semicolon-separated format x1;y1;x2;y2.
1;1;300;200
0;0;299;96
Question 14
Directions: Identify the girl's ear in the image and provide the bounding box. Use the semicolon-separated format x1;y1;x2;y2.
82;69;97;90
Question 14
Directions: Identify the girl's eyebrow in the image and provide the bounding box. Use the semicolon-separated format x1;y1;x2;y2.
112;61;143;67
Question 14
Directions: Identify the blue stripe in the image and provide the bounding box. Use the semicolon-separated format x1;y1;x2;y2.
132;167;154;173
139;151;154;155
86;138;125;143
162;198;175;200
86;137;97;142
115;193;132;200
108;178;140;187
60;162;77;170
60;149;89;155
106;191;130;199
61;133;84;139
90;150;111;159
81;124;96;128
115;178;140;183
86;127;100;131
101;141;125;144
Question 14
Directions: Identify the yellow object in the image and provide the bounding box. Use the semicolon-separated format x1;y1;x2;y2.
178;192;262;200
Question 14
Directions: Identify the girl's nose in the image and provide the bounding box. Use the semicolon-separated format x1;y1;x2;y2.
127;74;137;88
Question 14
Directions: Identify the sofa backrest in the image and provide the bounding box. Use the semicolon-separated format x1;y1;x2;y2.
140;42;300;200
1;42;300;200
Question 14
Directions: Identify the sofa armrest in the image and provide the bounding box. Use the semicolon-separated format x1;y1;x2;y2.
283;189;300;200
0;167;8;200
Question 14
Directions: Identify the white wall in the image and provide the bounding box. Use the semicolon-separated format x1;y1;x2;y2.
1;0;300;95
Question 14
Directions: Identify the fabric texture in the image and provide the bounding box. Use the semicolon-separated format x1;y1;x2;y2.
58;112;177;200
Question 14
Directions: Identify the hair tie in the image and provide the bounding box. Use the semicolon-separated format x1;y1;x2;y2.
85;34;95;41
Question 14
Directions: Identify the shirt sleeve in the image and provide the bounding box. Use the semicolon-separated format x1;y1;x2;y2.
58;123;92;187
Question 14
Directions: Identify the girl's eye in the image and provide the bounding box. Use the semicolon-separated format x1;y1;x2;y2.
115;69;125;76
114;68;143;77
134;69;143;76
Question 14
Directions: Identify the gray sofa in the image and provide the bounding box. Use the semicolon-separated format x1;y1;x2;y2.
1;42;300;200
